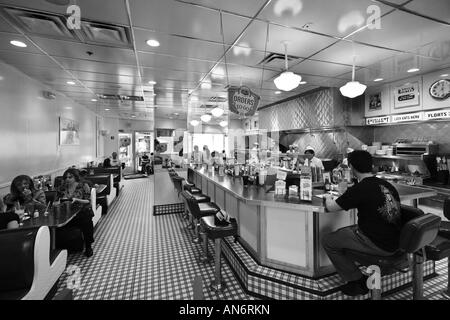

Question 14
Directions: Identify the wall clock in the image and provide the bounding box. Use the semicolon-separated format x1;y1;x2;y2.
429;79;450;100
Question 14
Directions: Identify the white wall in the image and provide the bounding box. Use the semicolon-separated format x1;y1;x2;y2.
0;61;99;191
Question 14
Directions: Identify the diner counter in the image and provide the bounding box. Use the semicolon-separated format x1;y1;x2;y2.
193;167;436;212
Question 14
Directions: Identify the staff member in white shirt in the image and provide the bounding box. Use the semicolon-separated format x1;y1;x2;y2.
303;146;324;170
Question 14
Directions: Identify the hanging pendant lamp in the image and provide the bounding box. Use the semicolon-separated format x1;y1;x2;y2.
274;41;302;91
340;55;367;98
211;105;224;117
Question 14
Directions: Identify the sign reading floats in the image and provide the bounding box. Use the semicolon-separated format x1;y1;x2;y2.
424;109;450;120
228;86;260;117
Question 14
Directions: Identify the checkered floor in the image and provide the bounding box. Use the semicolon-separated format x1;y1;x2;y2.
56;177;449;300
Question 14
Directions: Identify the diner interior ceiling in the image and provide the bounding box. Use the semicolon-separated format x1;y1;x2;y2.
0;0;448;123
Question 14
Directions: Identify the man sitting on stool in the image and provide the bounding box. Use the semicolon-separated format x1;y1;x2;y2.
322;150;403;296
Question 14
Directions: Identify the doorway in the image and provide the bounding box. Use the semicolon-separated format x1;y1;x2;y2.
135;131;153;173
118;133;133;174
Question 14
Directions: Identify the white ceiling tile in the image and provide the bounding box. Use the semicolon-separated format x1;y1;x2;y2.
351;10;450;53
312;41;396;67
138;52;215;74
134;28;225;61
259;0;393;38
405;0;450;24
291;59;353;77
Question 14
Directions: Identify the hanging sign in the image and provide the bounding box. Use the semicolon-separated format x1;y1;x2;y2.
228;86;260;117
424;109;450;120
366;116;390;125
391;112;423;123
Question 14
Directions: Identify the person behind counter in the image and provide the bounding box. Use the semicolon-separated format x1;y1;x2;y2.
0;197;19;229
302;146;324;169
321;150;402;296
202;145;211;164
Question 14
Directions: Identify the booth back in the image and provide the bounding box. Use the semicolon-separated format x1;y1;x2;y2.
0;227;38;292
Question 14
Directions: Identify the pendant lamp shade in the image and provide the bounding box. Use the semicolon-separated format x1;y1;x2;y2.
274;71;302;91
211;106;224;117
340;56;366;98
219;121;228;127
273;42;302;92
190;120;200;126
200;114;212;122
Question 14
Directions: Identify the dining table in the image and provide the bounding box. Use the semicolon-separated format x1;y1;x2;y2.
20;201;81;250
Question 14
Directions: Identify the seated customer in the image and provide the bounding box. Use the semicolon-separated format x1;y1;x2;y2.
110;152;121;167
0;198;19;229
3;175;47;213
322;150;402;296
103;158;112;168
56;168;94;257
141;153;150;174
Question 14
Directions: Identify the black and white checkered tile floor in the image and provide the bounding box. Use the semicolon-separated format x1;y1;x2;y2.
56;177;449;300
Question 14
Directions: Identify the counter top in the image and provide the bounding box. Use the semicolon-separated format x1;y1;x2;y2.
193;168;437;212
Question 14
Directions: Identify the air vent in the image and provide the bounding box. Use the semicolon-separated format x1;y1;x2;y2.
209;96;227;102
200;104;215;109
80;21;132;48
2;7;76;39
98;94;144;101
258;52;299;66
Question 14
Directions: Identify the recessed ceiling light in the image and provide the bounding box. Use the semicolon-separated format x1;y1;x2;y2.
131;115;136;118
173;112;179;116
440;74;449;77
299;81;307;84
146;39;160;47
104;108;110;111
10;40;27;47
65;106;72;109
373;78;384;82
66;81;75;85
201;82;212;90
91;99;97;102
148;80;157;85
407;68;420;73
275;91;282;94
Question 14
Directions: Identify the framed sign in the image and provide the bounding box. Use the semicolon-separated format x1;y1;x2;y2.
59;117;80;145
228;86;260;117
368;92;382;110
393;81;420;109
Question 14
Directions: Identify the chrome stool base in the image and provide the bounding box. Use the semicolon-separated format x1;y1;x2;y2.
210;281;226;293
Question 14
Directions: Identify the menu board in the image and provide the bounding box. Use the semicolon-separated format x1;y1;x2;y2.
393;81;420;109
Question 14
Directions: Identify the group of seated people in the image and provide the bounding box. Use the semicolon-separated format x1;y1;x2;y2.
1;168;99;258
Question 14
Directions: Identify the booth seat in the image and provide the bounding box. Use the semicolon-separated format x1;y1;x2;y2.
85;174;115;208
84;167;123;196
0;226;67;300
90;188;102;227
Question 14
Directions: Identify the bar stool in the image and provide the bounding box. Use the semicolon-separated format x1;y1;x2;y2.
200;215;238;293
425;198;450;299
183;192;218;244
344;205;441;300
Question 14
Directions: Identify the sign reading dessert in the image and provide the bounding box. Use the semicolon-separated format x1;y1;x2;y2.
394;81;420;109
228;86;260;117
391;112;423;123
366;116;390;125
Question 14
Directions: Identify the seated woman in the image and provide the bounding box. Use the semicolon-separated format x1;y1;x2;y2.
56;168;94;257
0;198;19;229
103;158;112;168
3;175;47;214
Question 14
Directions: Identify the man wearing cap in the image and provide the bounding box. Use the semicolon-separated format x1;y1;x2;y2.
303;146;324;170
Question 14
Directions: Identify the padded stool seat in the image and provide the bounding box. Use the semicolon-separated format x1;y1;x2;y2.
426;235;450;260
439;221;450;238
343;208;441;300
184;183;201;194
200;215;238;293
192;194;210;203
198;202;220;215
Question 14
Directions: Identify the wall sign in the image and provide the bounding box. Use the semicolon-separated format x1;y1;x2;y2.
424;109;450;120
368;92;382;110
391;112;423;123
366;116;390;125
228;86;260;117
394;81;420;109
